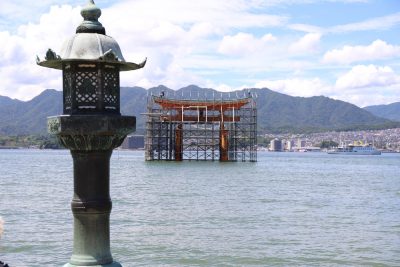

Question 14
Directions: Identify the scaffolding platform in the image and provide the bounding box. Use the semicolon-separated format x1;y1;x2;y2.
145;90;257;162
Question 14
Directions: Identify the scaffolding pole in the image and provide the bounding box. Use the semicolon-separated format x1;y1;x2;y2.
145;92;257;162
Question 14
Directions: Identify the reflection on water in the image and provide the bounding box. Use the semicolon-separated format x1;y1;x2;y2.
0;150;399;266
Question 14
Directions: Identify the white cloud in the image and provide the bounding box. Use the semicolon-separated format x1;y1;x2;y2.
331;65;400;106
288;12;400;35
250;65;400;107
289;33;321;54
218;33;256;55
323;40;400;65
104;0;286;32
255;77;331;97
218;32;276;56
188;22;220;39
288;23;323;33
335;64;400;89
1;0;399;109
0;0;288;100
330;12;400;33
261;33;277;42
0;5;81;100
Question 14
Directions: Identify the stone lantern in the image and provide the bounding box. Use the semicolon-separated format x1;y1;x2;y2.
37;1;146;266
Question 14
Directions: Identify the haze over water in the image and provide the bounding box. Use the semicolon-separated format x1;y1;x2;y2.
0;150;399;266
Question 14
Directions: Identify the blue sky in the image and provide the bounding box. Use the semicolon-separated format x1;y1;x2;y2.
0;0;399;107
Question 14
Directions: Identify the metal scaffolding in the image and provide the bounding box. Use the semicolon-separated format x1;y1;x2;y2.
145;90;257;162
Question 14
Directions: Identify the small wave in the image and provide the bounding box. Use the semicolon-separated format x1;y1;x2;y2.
0;216;4;237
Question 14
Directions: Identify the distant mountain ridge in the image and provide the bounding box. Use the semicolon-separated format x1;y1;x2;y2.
253;88;395;132
0;89;62;135
364;102;400;122
1;85;399;135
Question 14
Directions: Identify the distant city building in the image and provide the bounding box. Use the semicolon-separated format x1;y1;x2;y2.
285;140;294;151
121;135;145;149
297;139;306;148
262;128;400;153
270;138;283;151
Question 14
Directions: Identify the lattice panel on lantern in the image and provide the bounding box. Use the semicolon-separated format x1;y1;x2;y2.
63;68;73;111
104;69;119;108
75;70;98;107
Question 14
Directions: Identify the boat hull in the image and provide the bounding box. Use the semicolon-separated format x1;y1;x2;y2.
327;151;381;155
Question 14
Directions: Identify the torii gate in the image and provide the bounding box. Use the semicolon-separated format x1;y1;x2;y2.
153;97;251;161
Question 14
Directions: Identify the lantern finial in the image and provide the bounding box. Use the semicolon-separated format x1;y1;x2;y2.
76;0;105;34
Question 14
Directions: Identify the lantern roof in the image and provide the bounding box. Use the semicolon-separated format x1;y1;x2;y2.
37;0;146;71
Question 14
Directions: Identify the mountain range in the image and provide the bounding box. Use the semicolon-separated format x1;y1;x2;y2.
0;85;399;135
364;102;400;122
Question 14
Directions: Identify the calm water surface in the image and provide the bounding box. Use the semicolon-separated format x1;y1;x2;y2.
0;150;399;266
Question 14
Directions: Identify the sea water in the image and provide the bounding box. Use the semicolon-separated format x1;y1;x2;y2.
0;149;399;266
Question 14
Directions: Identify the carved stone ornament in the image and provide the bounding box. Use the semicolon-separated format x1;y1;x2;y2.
48;117;61;133
45;48;61;61
58;134;126;151
100;49;119;61
48;115;136;151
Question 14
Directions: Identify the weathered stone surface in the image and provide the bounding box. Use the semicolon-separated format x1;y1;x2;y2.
36;0;146;72
47;114;135;266
61;33;124;61
39;0;144;265
65;150;117;267
37;32;146;71
48;115;135;150
48;115;135;135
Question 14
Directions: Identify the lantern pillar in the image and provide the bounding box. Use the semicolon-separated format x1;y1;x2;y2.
48;115;135;267
37;0;146;266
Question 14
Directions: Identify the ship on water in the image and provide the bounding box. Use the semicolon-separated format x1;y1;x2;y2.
328;142;381;155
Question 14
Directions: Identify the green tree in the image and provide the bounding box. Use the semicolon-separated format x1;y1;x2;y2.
319;140;339;149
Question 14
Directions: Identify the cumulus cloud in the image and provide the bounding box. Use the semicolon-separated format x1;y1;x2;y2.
255;77;331;97
104;0;286;33
329;64;400;106
289;33;321;54
0;5;81;100
250;65;400;107
1;0;400;108
335;65;400;89
323;40;400;65
218;32;276;56
0;0;288;100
